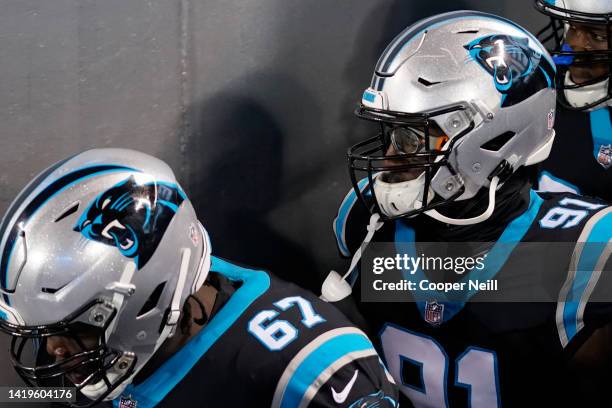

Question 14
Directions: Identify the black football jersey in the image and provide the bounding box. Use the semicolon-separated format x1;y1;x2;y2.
112;257;399;408
537;106;612;202
334;185;612;407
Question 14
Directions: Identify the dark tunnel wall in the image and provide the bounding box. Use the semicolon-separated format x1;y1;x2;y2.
0;0;547;397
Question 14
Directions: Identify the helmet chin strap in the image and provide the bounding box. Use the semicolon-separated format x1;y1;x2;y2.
424;176;500;226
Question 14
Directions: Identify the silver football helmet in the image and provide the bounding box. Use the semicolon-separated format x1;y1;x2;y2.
348;10;557;225
0;149;211;406
535;0;612;110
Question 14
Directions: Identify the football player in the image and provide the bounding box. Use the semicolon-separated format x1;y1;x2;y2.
324;10;612;407
534;0;612;200
0;149;399;408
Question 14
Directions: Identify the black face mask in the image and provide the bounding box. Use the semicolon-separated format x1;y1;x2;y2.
0;299;136;408
348;103;474;221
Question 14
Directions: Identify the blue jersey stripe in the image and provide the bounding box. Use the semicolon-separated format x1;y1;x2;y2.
562;211;612;343
280;333;375;408
334;178;368;257
114;256;270;408
395;189;543;323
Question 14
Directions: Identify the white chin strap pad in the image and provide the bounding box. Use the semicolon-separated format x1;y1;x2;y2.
564;71;611;110
373;172;434;217
321;214;384;302
320;271;353;302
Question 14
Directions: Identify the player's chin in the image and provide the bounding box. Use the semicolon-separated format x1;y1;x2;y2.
569;66;609;84
380;169;423;184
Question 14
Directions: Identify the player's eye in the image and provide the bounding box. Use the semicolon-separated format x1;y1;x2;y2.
389;127;424;155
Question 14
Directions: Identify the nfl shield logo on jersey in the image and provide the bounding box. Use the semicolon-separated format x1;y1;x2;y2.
597;144;612;169
424;301;444;326
119;396;137;408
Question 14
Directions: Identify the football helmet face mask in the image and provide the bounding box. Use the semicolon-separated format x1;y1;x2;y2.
348;11;557;224
0;149;212;407
349;104;471;220
5;301;128;407
535;0;612;110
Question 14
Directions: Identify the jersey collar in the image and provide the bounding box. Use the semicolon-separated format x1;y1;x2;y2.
113;256;270;408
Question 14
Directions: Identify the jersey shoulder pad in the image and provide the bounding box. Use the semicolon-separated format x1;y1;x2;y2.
534;191;609;234
550;198;612;348
247;277;397;407
333;180;371;257
270;327;393;408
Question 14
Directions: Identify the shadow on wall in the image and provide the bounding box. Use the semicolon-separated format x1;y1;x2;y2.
189;73;323;292
189;1;476;292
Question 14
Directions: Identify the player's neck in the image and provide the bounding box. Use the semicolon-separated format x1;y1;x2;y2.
412;173;532;242
131;285;218;384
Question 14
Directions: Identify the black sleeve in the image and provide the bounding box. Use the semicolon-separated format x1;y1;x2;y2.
333;185;373;258
566;321;612;407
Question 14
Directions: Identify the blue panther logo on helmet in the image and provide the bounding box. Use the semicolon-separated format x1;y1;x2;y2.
74;176;186;269
348;391;398;408
464;34;555;107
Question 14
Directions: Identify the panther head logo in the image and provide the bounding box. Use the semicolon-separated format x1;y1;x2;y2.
464;34;555;107
348;391;398;408
74;176;186;269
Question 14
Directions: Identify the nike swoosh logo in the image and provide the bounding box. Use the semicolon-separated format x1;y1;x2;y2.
331;369;359;404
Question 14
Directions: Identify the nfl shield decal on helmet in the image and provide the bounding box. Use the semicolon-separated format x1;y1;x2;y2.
119;395;137;408
547;109;555;130
597;144;612;169
189;223;199;247
424;301;444;325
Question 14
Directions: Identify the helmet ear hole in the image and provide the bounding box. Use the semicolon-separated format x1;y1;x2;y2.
480;131;516;152
137;281;167;318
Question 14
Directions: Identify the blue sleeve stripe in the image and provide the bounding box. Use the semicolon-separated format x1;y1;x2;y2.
334;179;369;257
279;331;375;408
558;208;612;347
